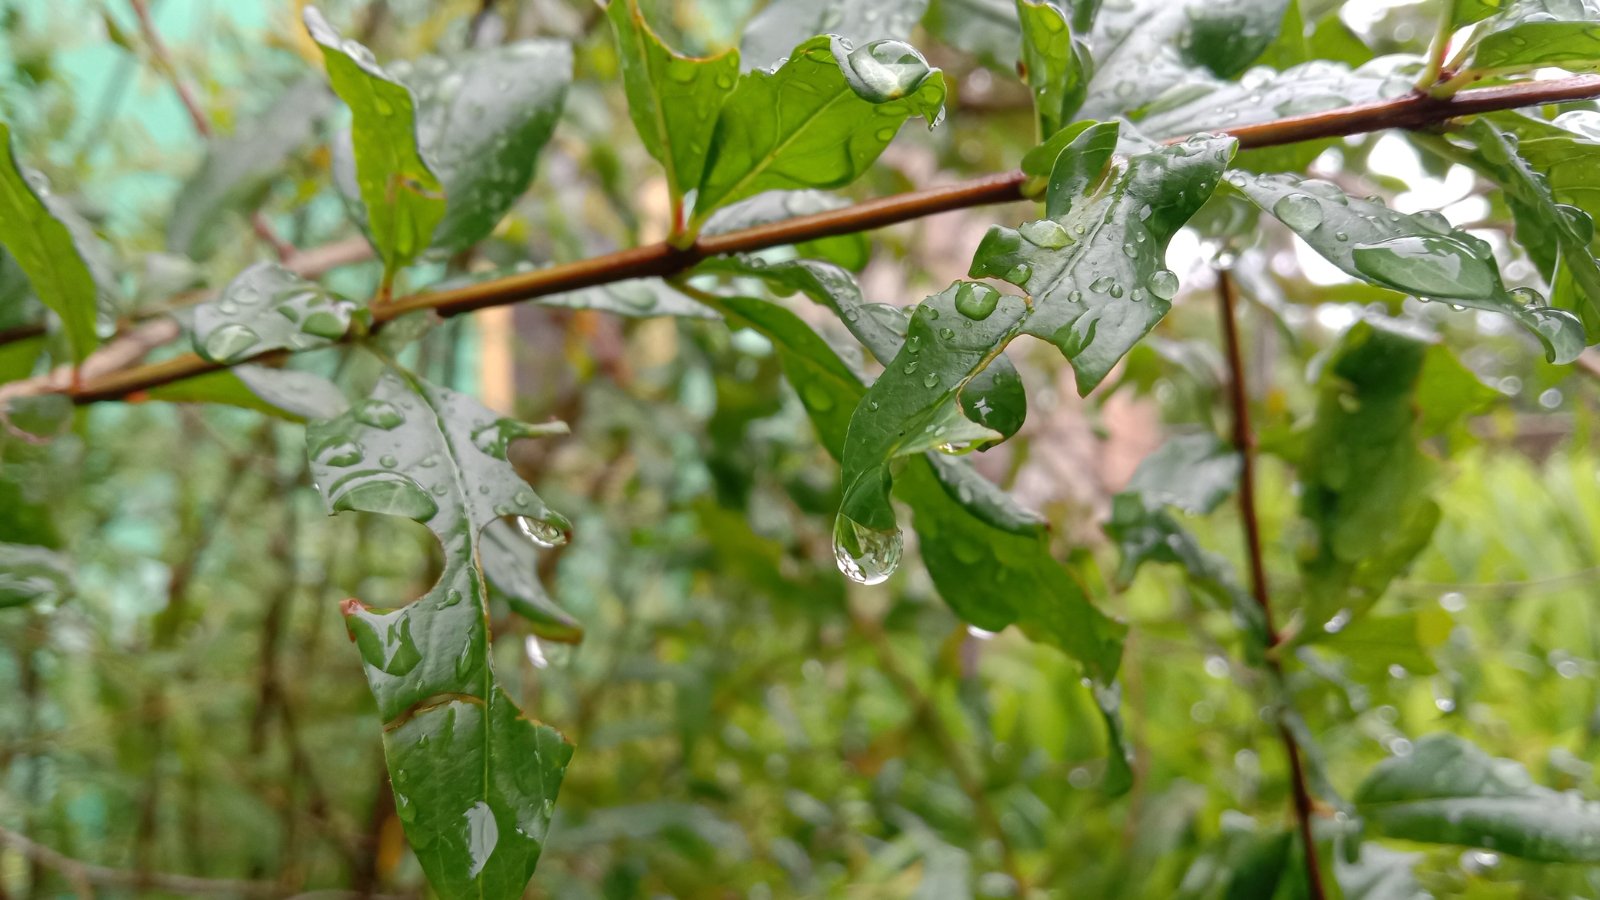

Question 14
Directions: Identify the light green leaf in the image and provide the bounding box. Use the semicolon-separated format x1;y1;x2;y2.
0;121;102;363
0;542;72;609
1459;0;1600;74
1017;0;1092;140
192;262;367;363
307;370;572;899
167;78;333;260
305;7;446;277
607;0;738;213
1228;170;1588;364
1295;319;1443;631
972;131;1236;393
1355;733;1600;862
692;35;946;223
740;0;931;71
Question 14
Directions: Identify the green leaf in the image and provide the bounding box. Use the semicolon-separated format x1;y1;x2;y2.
740;0;931;71
925;0;1024;70
1452;119;1600;335
1017;0;1091;140
1459;0;1600;74
167;77;333;260
0;542;72;609
607;0;738;212
1355;733;1600;862
692;35;946;223
0;121;101;363
1135;60;1410;143
147;365;350;422
701;190;871;269
1124;432;1240;515
192;262;367;363
1491;113;1600;326
1453;0;1510;27
307;370;573;899
305;7;446;277
538;279;718;318
481;519;583;643
1228;170;1588;364
1294;319;1443;631
972;131;1236;393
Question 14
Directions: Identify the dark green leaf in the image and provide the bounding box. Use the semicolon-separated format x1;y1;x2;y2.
1355;733;1600;862
167;78;333;260
972;131;1236;393
607;0;738;211
0;542;72;609
308;370;573;899
0;121;102;363
1017;0;1091;140
692;35;946;223
740;0;931;71
481;519;583;643
1228;170;1588;363
1459;0;1600;74
192;262;366;363
305;7;446;276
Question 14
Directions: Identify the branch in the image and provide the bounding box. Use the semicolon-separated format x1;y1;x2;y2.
12;73;1600;407
1215;269;1326;900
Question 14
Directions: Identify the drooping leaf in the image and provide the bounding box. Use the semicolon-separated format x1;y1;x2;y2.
1451;118;1600;334
147;365;350;423
691;289;1123;683
1228;169;1588;363
972;130;1236;393
607;0;738;213
192;262;367;364
167;77;333;260
1355;733;1600;862
0;542;72;609
1293;319;1443;632
480;519;583;643
0;121;102;363
1457;0;1600;75
305;7;446;277
739;0;931;71
692;35;946;224
1017;0;1092;140
307;370;573;899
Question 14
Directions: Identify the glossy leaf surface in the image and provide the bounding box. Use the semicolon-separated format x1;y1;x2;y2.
192;262;366;363
306;7;446;275
1017;0;1090;139
1229;169;1588;363
739;0;931;71
1355;734;1600;862
307;370;572;900
1460;0;1600;73
692;35;946;222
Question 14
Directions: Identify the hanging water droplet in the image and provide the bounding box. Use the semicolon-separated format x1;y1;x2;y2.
831;516;903;585
1272;193;1323;231
1147;269;1179;300
518;515;568;548
954;282;1000;320
202;323;261;362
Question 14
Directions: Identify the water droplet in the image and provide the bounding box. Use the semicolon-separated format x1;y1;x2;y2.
1413;209;1453;235
316;439;363;468
1005;263;1032;286
300;310;347;340
440;589;463;608
938;327;956;341
333;475;439;522
954;282;1000;321
1350;235;1496;300
1147;269;1179;300
832;516;903;585
1019;219;1072;249
518;516;568;548
1089;274;1115;293
922;373;939;389
353;399;405;430
1272;193;1323;231
836;39;934;103
463;802;499;879
202;323;261;362
379;454;398;468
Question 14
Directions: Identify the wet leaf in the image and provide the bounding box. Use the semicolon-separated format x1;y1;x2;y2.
192;262;367;363
1229;169;1589;363
167;78;333;260
480;519;582;643
147;365;350;422
1458;0;1600;74
692;35;946;224
0;542;72;609
701;190;870;269
607;0;736;213
1355;733;1600;862
1017;0;1092;140
0;121;102;363
1135;60;1410;144
740;0;930;71
307;369;572;899
973;130;1236;393
306;7;446;276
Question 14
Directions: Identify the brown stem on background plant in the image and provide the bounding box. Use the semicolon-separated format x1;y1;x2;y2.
1215;268;1326;900
11;73;1600;407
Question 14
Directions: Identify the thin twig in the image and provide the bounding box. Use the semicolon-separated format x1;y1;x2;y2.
1215;268;1327;900
9;73;1600;406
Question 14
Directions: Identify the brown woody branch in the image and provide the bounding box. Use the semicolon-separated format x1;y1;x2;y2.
13;73;1600;407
